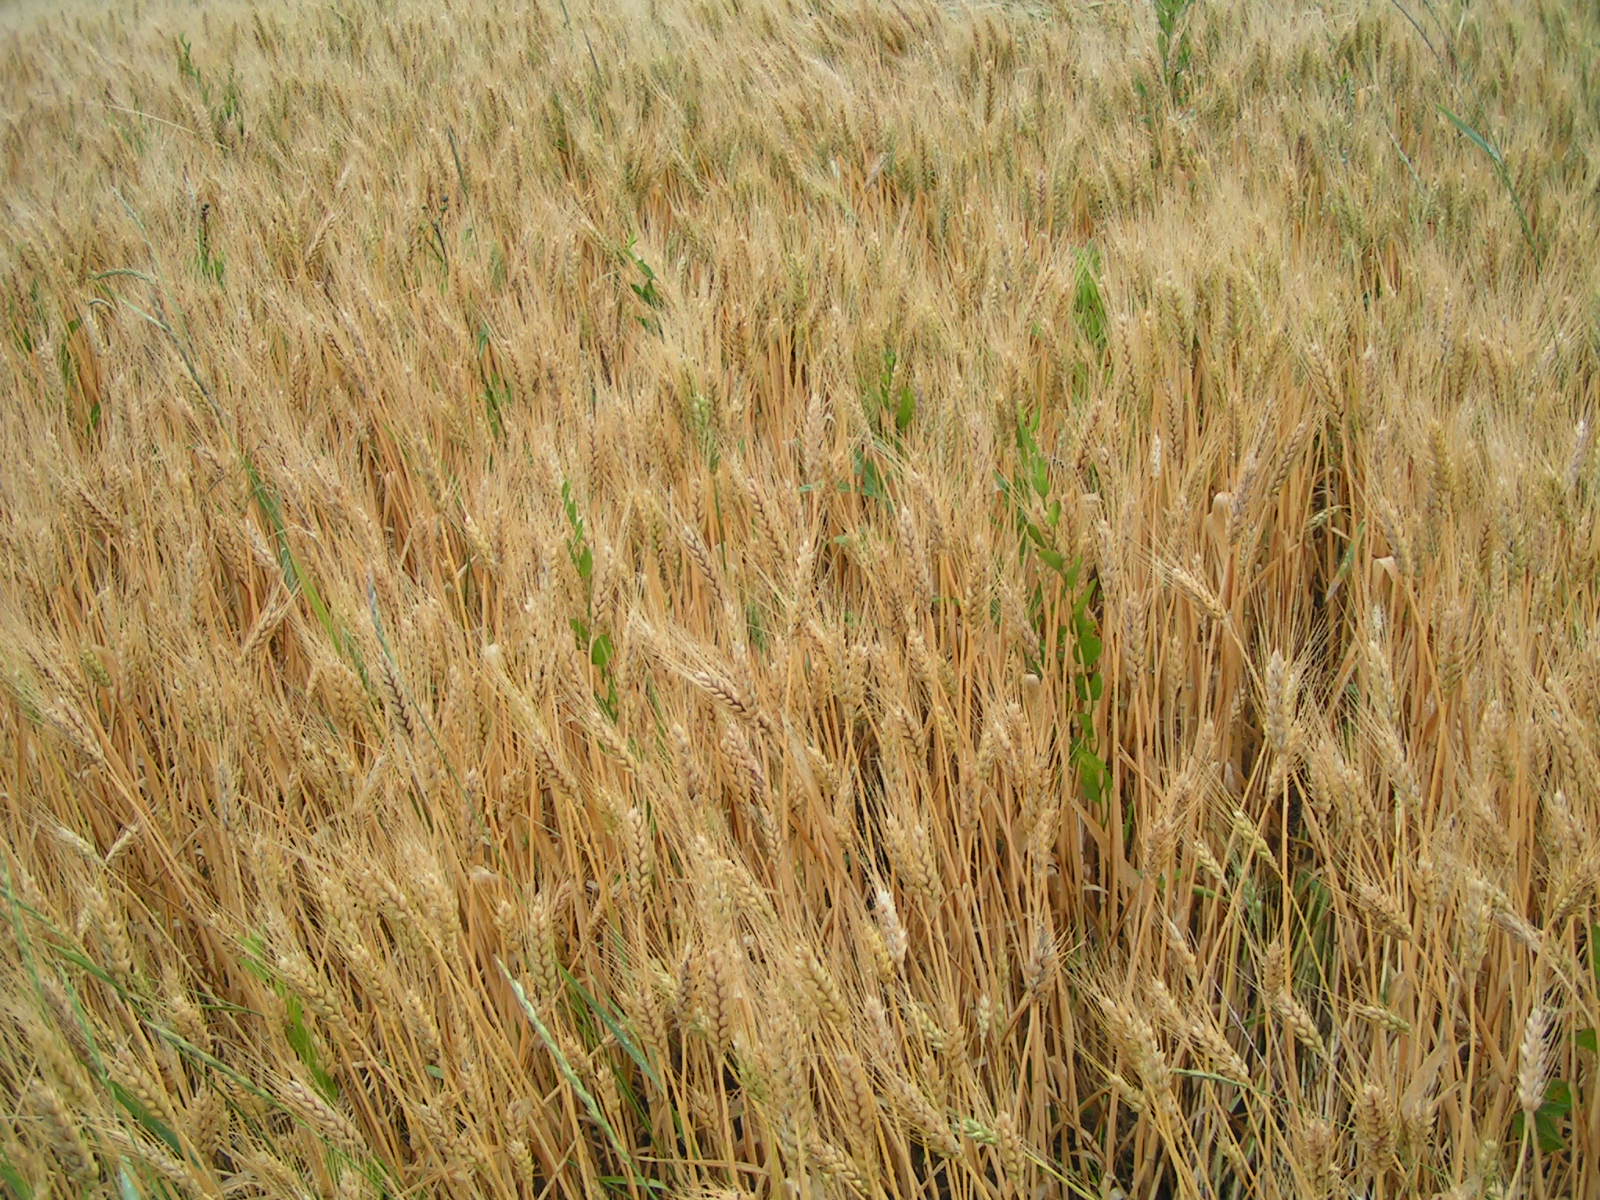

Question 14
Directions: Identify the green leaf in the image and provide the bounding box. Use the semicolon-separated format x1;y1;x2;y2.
1537;1113;1567;1152
1327;521;1364;600
591;632;614;669
91;267;156;284
559;964;663;1091
1544;1080;1573;1116
1438;106;1538;259
498;961;639;1172
577;544;593;581
1;1158;34;1199
1078;631;1103;668
895;384;916;435
1439;106;1504;167
283;993;337;1099
238;932;273;983
853;452;889;505
1171;1067;1260;1094
1075;747;1107;807
240;933;338;1100
147;1022;279;1104
109;1081;184;1157
39;941;126;994
1511;1080;1572;1153
242;455;337;648
1073;245;1108;354
1576;1028;1596;1053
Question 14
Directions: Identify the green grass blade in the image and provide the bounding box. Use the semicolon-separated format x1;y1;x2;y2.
558;964;663;1091
1;1156;35;1198
497;960;640;1176
146;1021;279;1105
109;1080;185;1157
1439;105;1503;166
1439;105;1539;260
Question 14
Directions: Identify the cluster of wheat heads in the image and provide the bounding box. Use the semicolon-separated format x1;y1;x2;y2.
2;0;1598;1195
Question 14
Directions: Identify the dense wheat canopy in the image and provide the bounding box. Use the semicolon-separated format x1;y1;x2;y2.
2;0;1598;1195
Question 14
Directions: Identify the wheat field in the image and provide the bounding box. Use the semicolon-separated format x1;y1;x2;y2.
1;0;1597;1195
